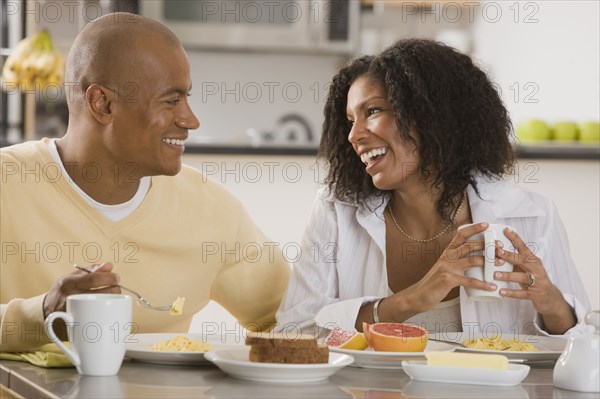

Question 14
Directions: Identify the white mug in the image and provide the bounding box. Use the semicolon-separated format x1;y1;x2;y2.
458;223;517;302
44;294;132;376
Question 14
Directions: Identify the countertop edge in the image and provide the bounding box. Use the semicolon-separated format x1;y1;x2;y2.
185;144;600;159
183;145;320;156
515;144;600;160
181;144;600;160
2;141;599;159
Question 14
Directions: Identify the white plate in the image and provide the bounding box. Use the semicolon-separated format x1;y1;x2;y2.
430;332;566;362
402;360;530;387
328;341;455;369
204;347;354;383
125;333;243;365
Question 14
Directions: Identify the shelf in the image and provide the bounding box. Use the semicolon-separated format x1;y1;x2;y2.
184;145;318;156
515;142;600;160
187;143;599;159
361;0;479;7
2;141;597;160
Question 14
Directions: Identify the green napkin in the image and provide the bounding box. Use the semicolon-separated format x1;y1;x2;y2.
0;343;73;368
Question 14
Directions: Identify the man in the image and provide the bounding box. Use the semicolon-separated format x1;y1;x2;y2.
1;13;291;351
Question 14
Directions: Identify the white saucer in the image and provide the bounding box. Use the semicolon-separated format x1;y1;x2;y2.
402;360;530;386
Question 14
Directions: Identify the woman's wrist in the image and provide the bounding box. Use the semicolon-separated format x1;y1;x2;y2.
375;292;418;323
355;292;420;330
540;288;577;334
373;298;384;323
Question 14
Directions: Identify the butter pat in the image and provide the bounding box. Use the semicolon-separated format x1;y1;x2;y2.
426;351;508;370
170;297;185;316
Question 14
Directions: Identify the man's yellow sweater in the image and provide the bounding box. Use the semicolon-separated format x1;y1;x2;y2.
1;139;291;351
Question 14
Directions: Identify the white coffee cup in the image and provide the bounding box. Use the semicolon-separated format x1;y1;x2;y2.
44;294;132;376
458;223;517;302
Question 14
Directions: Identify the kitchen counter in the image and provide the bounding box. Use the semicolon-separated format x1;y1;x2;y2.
1;359;598;399
2;140;598;159
183;143;600;159
515;143;600;160
184;144;320;156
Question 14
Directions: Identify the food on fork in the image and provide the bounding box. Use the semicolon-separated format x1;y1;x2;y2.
170;297;185;315
463;336;538;352
151;335;212;352
246;332;329;364
426;351;509;370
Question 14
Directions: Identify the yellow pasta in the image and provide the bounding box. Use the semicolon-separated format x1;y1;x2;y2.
151;336;213;352
463;336;538;352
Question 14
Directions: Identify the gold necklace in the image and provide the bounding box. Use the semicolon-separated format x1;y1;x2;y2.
388;193;466;243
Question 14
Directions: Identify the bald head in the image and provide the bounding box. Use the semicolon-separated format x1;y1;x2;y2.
65;13;182;106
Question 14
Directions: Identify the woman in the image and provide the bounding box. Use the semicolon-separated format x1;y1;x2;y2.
276;39;589;337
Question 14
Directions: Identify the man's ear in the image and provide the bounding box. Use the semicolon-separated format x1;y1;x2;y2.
85;84;113;124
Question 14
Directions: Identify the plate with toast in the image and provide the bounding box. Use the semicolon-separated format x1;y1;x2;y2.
205;347;353;383
204;332;354;383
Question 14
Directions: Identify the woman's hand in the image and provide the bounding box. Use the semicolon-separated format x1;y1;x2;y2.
495;228;576;334
357;223;499;328
43;262;121;319
393;223;498;314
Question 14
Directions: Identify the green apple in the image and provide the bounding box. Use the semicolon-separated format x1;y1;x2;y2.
578;121;600;142
516;120;552;142
552;122;579;141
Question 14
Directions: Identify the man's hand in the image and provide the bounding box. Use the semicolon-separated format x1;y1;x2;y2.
43;262;121;318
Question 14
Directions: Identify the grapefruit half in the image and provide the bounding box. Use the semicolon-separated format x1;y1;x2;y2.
369;323;428;352
362;322;371;344
325;327;369;350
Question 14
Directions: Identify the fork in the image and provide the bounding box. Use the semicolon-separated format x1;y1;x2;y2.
73;264;173;312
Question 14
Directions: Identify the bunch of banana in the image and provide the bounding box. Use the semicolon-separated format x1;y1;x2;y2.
1;30;64;92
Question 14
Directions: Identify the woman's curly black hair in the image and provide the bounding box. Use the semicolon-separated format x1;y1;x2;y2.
319;39;515;221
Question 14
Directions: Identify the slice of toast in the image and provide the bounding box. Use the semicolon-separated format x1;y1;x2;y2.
245;332;319;348
245;332;329;364
249;345;329;364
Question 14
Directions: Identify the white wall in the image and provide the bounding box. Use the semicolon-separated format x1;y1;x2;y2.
185;154;599;332
511;159;599;309
182;154;322;247
472;1;600;123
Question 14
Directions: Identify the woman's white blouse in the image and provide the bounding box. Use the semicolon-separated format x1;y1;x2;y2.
275;176;590;337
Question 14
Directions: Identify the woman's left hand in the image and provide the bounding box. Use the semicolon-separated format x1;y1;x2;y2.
493;228;566;316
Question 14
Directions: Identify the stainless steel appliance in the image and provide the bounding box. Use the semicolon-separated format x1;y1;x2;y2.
140;0;359;54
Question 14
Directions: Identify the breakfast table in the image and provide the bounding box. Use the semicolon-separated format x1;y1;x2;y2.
1;359;598;399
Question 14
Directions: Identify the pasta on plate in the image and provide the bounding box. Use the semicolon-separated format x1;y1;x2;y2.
463;336;538;352
150;335;213;352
